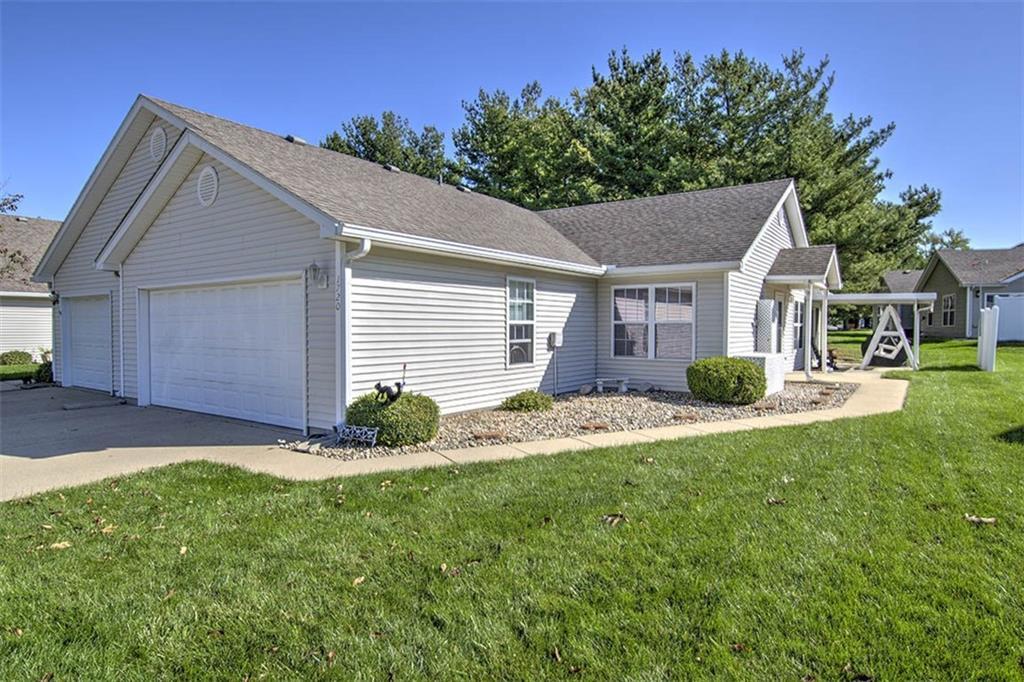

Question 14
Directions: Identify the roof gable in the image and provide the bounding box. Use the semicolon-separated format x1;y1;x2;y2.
766;245;842;289
935;245;1024;285
882;269;923;293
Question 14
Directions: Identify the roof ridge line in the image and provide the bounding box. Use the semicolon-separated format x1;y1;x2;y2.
537;177;793;213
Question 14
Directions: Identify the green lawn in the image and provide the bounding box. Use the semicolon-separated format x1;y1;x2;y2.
0;364;38;381
2;341;1022;679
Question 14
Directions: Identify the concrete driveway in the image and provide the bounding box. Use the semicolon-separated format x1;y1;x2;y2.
0;384;351;501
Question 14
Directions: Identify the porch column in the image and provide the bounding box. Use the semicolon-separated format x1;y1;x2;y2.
803;281;813;380
913;302;921;369
819;289;829;374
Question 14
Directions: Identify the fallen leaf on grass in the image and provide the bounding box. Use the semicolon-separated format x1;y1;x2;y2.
766;497;786;506
327;650;336;665
640;457;656;464
179;546;188;556
352;575;365;586
731;642;746;652
49;541;71;550
101;525;117;535
40;524;53;530
601;512;628;526
11;627;23;637
162;589;176;601
379;480;393;490
964;514;996;525
551;646;562;663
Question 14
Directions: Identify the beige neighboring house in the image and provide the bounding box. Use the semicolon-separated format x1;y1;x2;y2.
1;215;61;361
914;245;1024;340
32;95;841;432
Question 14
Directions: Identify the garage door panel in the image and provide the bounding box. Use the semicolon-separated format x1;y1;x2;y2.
150;280;304;429
66;295;112;392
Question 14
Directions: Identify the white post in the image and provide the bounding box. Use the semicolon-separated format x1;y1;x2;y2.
820;289;829;374
913;303;921;370
334;240;344;427
803;281;813;380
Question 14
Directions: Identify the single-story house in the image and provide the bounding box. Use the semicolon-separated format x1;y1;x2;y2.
881;268;925;329
1;214;61;361
32;95;841;432
914;245;1024;340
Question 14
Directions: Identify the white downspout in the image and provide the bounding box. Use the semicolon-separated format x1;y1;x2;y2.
820;289;828;374
803;281;813;381
119;265;125;398
336;236;371;426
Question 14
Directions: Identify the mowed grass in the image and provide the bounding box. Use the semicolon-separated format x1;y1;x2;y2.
1;341;1022;679
0;364;38;381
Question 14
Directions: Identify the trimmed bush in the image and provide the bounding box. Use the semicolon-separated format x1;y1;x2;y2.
35;361;53;383
500;389;554;412
0;350;32;366
346;391;439;447
686;356;766;405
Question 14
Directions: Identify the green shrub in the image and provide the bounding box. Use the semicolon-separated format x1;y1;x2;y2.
686;356;766;405
345;391;439;447
0;350;32;365
36;360;53;383
500;389;554;412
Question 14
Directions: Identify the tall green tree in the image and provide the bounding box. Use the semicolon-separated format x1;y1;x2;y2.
0;189;26;279
453;82;598;209
321;112;457;183
920;227;971;259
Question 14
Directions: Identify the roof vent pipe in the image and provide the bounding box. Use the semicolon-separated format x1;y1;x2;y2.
382;163;400;173
284;134;307;145
456;185;472;193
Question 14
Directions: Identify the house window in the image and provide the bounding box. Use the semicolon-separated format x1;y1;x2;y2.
507;278;534;365
793;300;804;350
613;284;694;360
942;294;956;327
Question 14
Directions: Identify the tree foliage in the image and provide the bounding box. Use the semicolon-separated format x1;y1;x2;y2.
324;49;956;292
0;190;26;279
321;112;457;183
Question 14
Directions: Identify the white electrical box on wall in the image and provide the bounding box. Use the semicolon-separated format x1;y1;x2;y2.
548;331;563;349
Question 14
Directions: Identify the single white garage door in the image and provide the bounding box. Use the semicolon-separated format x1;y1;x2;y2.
65;295;112;391
149;280;304;429
995;295;1024;341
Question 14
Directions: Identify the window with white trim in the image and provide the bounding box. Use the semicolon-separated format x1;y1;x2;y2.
507;278;534;365
612;284;694;360
793;300;804;350
942;294;956;327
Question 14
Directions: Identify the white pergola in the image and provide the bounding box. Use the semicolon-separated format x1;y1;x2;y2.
812;291;937;373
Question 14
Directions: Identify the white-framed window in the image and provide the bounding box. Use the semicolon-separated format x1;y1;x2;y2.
507;277;535;366
942;294;956;327
793;300;804;350
612;284;695;360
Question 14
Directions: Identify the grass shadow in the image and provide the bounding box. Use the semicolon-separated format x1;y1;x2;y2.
916;364;981;373
997;426;1024;446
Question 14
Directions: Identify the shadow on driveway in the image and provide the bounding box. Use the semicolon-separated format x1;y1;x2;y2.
0;385;298;459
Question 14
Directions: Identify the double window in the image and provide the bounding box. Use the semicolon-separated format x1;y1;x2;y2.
507;278;534;365
612;285;694;360
942;294;956;327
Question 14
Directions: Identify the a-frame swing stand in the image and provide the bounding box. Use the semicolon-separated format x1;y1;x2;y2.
860;304;918;370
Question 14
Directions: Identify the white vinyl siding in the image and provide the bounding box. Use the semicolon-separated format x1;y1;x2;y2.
120;155;336;430
598;272;724;391
52;116;181;385
727;208;796;356
0;297;52;360
350;249;596;414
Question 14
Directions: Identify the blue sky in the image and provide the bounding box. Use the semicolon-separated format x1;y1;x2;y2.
2;1;1021;248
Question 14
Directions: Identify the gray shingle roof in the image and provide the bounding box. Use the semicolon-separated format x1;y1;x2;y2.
0;215;61;292
767;245;836;278
882;269;923;293
935;245;1024;285
146;97;599;268
538;179;794;267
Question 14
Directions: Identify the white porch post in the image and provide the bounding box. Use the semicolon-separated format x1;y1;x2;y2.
913;303;921;369
803;281;813;380
820;289;829;374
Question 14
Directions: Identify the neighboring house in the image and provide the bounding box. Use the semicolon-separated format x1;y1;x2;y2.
32;95;841;432
1;215;61;361
881;268;924;329
915;245;1024;339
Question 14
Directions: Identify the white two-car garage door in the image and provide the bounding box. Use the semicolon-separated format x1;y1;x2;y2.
149;280;305;429
64;295;112;392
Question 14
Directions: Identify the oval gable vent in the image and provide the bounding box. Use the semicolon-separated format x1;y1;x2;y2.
149;127;167;161
197;165;219;207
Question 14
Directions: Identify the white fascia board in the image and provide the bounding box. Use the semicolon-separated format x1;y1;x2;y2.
784;182;810;247
329;222;607;277
0;290;51;299
764;275;827;286
739;181;806;272
95;131;197;270
602;260;741;278
1001;269;1024;284
33;97;156;282
826;248;843;289
814;292;937;304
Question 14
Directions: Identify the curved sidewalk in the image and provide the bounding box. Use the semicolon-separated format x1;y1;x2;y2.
0;371;906;501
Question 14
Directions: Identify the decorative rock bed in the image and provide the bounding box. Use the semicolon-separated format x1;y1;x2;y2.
295;381;857;462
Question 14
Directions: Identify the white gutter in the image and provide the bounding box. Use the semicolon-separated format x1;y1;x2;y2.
603;260;742;278
0;290;51;299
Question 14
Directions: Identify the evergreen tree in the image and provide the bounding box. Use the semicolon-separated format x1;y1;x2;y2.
321;112;456;183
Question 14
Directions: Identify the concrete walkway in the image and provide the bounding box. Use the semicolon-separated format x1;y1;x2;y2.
0;371;906;501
